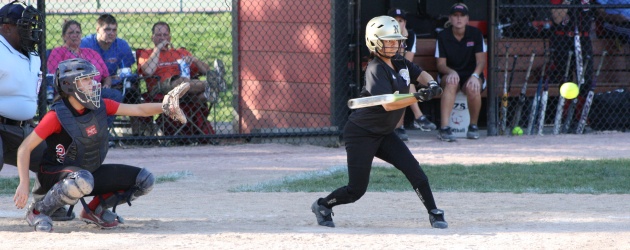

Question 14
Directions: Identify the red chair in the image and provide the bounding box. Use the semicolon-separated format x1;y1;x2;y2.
135;49;215;143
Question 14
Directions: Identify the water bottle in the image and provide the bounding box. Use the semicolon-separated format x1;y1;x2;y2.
177;58;191;78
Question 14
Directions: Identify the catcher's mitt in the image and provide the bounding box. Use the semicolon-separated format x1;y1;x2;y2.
162;82;190;124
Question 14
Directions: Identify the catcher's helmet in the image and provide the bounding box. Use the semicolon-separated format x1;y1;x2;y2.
365;15;406;53
55;58;101;110
0;1;43;54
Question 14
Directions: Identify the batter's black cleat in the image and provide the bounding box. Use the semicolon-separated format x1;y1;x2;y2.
311;199;335;227
429;209;448;229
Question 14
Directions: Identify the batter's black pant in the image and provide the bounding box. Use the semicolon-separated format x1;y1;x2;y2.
322;121;438;212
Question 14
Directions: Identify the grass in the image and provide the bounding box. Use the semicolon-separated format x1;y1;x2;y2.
0;170;191;195
231;159;630;194
45;12;235;122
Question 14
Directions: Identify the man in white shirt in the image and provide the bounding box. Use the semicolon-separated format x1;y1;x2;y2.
0;1;46;174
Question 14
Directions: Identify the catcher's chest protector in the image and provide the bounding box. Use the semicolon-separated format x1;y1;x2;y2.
52;100;109;172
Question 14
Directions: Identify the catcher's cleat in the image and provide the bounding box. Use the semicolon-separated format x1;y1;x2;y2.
429;209;448;229
26;203;53;232
311;199;335;227
50;206;75;221
80;206;122;229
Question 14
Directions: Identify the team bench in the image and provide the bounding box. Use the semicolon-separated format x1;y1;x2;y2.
413;38;628;97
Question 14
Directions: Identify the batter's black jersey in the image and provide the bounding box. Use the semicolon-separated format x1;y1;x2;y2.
349;55;423;135
435;25;486;78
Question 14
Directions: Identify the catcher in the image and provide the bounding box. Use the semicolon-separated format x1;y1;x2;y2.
12;58;189;232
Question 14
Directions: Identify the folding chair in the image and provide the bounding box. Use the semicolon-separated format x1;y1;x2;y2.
136;49;222;144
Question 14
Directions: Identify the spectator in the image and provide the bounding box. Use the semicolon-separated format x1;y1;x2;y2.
388;8;437;142
80;14;136;99
310;16;447;229
0;1;46;173
47;20;122;128
140;21;218;100
550;0;595;94
435;3;487;142
138;21;225;138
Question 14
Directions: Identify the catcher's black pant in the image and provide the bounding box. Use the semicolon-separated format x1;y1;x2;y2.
550;34;594;96
32;163;141;197
322;121;438;212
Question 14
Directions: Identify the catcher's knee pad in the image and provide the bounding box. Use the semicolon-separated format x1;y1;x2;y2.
133;168;155;198
37;170;94;215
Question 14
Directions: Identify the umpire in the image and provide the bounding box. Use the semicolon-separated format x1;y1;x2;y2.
0;1;46;173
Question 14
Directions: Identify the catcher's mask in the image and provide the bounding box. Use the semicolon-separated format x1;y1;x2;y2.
56;58;102;110
365;16;406;58
0;1;43;54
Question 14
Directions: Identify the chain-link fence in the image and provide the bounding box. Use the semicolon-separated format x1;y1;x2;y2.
38;0;353;147
494;1;630;136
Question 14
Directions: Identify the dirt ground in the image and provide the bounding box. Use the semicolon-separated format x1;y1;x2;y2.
1;131;629;249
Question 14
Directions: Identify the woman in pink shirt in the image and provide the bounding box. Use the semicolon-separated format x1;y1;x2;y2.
47;20;111;85
47;20;123;126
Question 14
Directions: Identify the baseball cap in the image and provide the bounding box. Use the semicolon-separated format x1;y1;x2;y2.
387;8;407;20
450;3;469;16
0;2;25;24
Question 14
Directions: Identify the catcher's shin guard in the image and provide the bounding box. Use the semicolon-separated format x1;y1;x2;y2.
35;170;94;216
100;168;155;210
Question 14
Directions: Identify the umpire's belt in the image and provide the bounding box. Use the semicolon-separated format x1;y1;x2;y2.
0;115;25;126
555;31;589;37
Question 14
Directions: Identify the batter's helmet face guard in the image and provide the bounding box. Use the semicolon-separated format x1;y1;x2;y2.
365;16;406;58
0;1;43;54
56;58;102;110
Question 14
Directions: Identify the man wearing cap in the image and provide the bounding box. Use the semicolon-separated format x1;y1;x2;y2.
388;8;438;141
0;1;46;173
435;3;487;142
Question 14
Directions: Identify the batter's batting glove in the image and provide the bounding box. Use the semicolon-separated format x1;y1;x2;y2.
162;82;190;124
428;80;443;97
414;88;433;102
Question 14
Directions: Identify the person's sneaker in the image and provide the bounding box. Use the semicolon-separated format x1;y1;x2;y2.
394;127;409;141
429;209;448;229
311;199;335;227
416;115;437;131
438;126;456;142
80;206;122;229
50;206;75;221
467;124;480;139
25;203;53;232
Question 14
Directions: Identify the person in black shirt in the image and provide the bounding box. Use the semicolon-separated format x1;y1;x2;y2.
310;16;448;229
388;8;437;141
435;3;487;142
